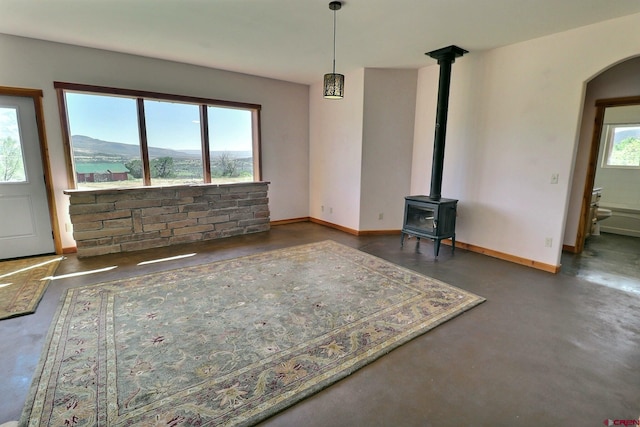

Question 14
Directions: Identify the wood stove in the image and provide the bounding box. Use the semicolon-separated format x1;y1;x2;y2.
401;196;457;256
401;45;466;257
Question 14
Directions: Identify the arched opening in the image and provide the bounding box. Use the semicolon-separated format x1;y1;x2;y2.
566;56;640;253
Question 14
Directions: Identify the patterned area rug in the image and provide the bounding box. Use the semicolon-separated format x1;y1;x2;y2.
21;241;485;426
0;255;62;320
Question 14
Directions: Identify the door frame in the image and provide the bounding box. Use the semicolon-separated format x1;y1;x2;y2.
0;86;62;255
574;95;640;253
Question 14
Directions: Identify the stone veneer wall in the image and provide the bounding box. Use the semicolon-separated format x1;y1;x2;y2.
64;182;270;257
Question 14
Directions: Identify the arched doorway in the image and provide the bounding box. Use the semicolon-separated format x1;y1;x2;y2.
566;57;640;253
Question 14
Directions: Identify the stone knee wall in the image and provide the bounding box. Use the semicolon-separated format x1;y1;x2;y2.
64;182;270;257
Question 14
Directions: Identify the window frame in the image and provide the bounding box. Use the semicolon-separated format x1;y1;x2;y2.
54;82;262;189
601;122;640;169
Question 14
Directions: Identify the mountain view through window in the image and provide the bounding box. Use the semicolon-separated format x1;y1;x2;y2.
62;89;258;189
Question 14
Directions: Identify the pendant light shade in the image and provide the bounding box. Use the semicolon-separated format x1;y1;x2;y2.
323;73;344;99
323;1;344;99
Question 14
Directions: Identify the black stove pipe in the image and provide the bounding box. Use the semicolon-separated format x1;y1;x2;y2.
426;45;467;200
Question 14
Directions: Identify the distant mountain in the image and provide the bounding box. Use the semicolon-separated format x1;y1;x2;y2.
71;135;200;159
615;128;640;142
183;149;253;159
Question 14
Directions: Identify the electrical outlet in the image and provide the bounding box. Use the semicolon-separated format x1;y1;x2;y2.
321;205;324;212
378;213;384;220
550;173;559;184
329;207;333;214
545;237;553;247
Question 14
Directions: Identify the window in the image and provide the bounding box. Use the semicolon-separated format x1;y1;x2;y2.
208;106;255;183
55;82;261;189
64;93;141;187
0;106;27;182
602;124;640;168
144;99;203;186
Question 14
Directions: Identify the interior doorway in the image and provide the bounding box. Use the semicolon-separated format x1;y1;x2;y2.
566;56;640;255
574;96;640;253
0;86;60;259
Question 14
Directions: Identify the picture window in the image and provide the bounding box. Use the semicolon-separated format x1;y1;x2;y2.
55;82;261;189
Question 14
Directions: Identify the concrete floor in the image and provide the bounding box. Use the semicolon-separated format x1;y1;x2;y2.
1;223;639;426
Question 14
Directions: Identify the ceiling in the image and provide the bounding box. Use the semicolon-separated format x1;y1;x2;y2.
2;0;640;85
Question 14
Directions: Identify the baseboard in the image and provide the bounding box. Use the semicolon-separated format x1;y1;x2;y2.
308;217;359;235
308;218;400;236
270;217;310;226
451;240;560;273
358;229;402;235
272;217;561;273
62;246;77;254
562;244;578;253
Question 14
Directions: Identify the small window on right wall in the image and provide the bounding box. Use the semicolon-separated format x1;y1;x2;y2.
602;124;640;168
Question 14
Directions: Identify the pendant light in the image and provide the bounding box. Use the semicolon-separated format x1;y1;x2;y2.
323;1;344;99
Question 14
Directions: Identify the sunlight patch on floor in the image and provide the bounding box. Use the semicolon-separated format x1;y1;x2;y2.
0;256;65;280
44;265;118;281
577;271;640;295
137;253;196;266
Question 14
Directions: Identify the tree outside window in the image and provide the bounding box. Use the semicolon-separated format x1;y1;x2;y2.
0;106;27;183
603;125;640;168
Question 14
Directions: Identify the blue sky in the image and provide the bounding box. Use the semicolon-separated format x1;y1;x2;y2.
65;93;253;152
0;107;20;141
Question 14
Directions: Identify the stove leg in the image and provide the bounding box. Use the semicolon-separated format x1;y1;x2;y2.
434;239;441;257
400;233;405;247
452;234;456;253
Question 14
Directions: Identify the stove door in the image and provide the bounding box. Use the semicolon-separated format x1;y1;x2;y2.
404;204;436;234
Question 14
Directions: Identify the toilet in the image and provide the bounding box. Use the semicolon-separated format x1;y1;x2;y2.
596;208;612;221
590;188;612;236
593;207;612;236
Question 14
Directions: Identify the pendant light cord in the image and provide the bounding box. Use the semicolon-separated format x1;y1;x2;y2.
332;7;337;74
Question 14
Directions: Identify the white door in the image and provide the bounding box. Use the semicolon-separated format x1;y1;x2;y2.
0;95;54;259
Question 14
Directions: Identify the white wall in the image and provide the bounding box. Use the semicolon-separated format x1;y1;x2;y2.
359;69;417;230
412;13;640;267
309;69;365;231
309;68;416;232
0;34;310;249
